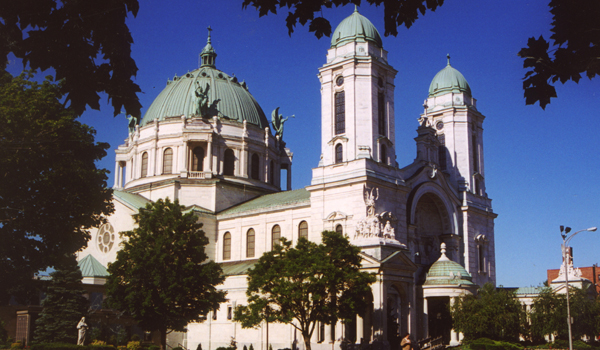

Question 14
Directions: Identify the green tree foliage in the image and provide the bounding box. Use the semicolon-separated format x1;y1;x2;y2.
241;0;444;38
450;283;526;342
519;0;600;109
529;286;600;341
34;254;88;344
0;71;113;304
0;0;142;116
105;198;227;350
234;232;375;350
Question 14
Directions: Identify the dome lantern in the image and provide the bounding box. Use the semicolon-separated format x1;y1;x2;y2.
200;26;217;68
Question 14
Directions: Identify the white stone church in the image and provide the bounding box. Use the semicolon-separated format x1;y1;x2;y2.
78;8;497;350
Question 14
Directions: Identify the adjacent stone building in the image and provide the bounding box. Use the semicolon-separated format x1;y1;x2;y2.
78;8;497;350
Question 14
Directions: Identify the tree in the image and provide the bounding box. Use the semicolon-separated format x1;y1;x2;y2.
519;0;600;109
241;0;444;39
34;254;89;344
234;232;375;350
0;0;142;117
0;71;113;304
529;286;600;341
105;198;227;350
450;283;526;342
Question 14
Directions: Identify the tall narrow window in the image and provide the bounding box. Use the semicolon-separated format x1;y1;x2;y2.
335;144;343;164
472;130;479;173
246;229;255;258
223;232;231;261
251;153;260;180
271;225;281;250
269;160;275;185
335;91;345;135
478;244;486;273
224;149;235;176
378;92;386;136
381;144;387;165
298;221;308;240
438;134;447;171
141;152;148;178
192;147;204;171
335;224;343;234
163;148;173;174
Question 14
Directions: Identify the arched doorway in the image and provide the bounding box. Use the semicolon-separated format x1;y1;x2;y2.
413;193;452;267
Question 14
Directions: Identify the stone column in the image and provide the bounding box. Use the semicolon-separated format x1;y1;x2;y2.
207;139;213;173
356;314;364;344
422;297;429;338
180;142;188;178
114;162;121;188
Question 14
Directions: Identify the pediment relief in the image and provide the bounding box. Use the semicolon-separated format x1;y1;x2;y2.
326;211;351;221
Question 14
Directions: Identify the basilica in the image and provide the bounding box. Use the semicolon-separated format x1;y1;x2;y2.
78;8;497;350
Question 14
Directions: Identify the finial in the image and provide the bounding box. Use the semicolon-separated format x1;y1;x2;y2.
354;4;358;12
446;53;451;66
439;242;449;261
207;26;212;44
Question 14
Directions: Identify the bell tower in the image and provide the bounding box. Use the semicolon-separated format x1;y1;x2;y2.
317;8;398;169
424;55;487;198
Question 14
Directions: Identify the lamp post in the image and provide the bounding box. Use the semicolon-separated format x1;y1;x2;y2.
559;225;597;350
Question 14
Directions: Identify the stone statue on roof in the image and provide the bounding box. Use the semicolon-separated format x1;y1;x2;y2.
271;107;294;139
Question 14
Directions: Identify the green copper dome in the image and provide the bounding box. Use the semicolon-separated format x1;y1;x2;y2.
428;56;472;97
141;31;268;129
331;7;383;48
424;245;474;286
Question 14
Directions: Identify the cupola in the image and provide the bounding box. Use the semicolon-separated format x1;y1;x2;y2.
428;55;471;98
424;243;475;287
330;7;383;48
200;26;217;68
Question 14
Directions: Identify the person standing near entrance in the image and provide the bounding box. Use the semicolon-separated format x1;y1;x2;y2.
401;333;411;350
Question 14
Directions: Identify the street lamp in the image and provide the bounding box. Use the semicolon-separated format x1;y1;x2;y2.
559;225;597;350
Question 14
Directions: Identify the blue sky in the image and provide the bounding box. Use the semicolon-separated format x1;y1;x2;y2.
8;0;599;287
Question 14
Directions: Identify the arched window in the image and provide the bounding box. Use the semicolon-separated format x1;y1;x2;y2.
163;148;173;174
298;221;308;240
271;225;281;250
251;153;260;180
192;147;204;171
246;229;255;258
378;92;386;136
269;160;275;185
141;152;149;178
380;144;387;165
335;91;345;135
335;144;343;164
223;232;231;261
335;224;343;234
224;149;235;176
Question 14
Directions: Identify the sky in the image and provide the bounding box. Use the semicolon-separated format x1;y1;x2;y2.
7;0;599;288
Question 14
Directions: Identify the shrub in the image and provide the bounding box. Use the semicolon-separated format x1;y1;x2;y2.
90;341;107;346
215;347;235;350
126;342;141;350
11;342;23;350
248;345;254;350
464;338;522;350
130;335;140;342
195;344;202;350
89;345;116;350
30;343;83;350
243;346;247;350
146;345;160;350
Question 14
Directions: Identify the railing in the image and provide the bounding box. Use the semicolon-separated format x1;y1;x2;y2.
418;336;444;350
188;171;212;179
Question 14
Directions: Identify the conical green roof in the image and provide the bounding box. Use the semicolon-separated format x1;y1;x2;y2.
331;7;382;48
428;56;472;97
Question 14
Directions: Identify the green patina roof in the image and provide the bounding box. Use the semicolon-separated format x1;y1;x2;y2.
514;286;544;295
220;260;258;276
140;35;268;129
428;57;472;97
331;7;383;48
424;249;474;286
219;188;310;216
78;254;109;278
113;190;152;211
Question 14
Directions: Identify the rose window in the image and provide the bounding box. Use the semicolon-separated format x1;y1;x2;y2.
97;223;115;253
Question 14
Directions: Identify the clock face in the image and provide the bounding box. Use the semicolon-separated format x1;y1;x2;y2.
336;76;344;86
436;121;444;130
97;223;115;253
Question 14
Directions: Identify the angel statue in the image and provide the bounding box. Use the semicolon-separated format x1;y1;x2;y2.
363;185;379;217
127;115;140;134
271;107;294;139
195;81;210;117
